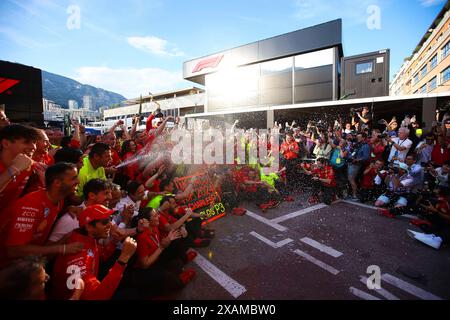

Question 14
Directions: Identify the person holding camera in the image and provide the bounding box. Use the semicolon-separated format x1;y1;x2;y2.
347;133;370;201
329;138;349;197
415;134;435;166
427;160;450;189
375;162;413;211
386;127;412;163
407;188;450;250
359;160;385;203
351;106;372;132
369;129;387;162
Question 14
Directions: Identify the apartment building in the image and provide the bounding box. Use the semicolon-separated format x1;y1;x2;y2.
391;1;450;95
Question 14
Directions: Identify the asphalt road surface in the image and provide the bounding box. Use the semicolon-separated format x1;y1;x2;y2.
175;193;450;300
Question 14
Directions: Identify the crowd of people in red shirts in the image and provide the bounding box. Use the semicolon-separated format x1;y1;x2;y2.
0;104;449;300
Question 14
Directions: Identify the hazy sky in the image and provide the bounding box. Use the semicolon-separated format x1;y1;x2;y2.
0;0;446;98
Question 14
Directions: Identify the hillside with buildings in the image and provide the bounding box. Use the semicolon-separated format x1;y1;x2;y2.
42;70;126;110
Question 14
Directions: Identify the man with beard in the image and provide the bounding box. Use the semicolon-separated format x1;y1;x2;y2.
50;204;137;300
1;163;84;266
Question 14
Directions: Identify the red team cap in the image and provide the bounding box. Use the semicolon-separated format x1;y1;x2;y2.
79;204;114;227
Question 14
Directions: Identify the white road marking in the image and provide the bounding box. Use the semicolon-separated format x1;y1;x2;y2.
271;204;328;224
349;287;381;300
249;231;293;248
193;251;247;299
341;200;378;210
300;237;343;258
244;210;287;232
359;276;400;300
293;249;340;275
382;273;443;300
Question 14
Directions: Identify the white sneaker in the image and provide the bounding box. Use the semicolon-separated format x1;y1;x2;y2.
407;229;421;239
411;231;443;250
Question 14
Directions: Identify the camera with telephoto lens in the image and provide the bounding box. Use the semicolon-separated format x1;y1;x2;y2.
350;107;363;117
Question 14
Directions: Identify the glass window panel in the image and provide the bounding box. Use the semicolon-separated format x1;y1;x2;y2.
355;61;373;74
295;48;334;69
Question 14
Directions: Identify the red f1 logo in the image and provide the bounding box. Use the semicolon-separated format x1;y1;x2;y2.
192;55;224;73
0;77;20;94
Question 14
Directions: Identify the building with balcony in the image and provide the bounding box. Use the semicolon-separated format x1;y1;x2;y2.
390;1;450;95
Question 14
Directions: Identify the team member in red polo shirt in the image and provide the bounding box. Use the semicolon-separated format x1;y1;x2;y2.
118;207;195;298
102;132;121;168
280;132;300;190
23;129;55;194
2;163;83;265
0;124;39;210
51;204;137;300
306;158;337;205
32;129;54;166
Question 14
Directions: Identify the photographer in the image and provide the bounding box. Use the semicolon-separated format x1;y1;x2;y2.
379;117;398;137
359;160;385;203
407;188;450;250
427;160;450;189
313;135;332;160
329;138;349;197
347;133;370;201
387;127;412;163
369;129;387;162
415;134;435;166
375;162;413;210
351;106;372;132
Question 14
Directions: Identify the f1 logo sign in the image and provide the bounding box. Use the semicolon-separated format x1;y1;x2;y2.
0;78;20;94
192;55;224;73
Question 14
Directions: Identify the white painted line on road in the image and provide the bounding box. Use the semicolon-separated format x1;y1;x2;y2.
277;238;294;247
359;276;400;300
249;231;293;248
293;249;340;275
271;204;328;224
341;200;378;210
300;237;343;258
245;210;288;232
349;287;381;300
193;251;247;299
382;273;443;300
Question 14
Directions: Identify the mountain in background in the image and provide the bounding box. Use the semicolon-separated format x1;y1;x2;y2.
42;70;127;109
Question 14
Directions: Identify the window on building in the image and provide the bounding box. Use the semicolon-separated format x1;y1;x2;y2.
429;76;437;91
419;84;427;94
430;54;438;70
356;61;373;74
442;66;450;83
442;41;450;59
413;73;419;84
420;65;427;78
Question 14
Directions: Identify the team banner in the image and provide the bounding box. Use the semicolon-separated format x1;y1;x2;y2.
174;172;226;224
